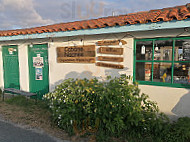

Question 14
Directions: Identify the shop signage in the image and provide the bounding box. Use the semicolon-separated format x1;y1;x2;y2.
97;40;127;46
96;62;124;69
57;45;96;63
57;57;95;63
97;56;123;62
33;56;44;68
98;47;123;55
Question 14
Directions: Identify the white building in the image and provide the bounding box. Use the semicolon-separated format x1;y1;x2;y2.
0;3;190;118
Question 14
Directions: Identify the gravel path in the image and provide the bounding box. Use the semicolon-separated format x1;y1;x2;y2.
0;119;68;142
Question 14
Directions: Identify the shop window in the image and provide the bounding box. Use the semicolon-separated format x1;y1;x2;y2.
135;38;190;88
136;41;153;60
154;40;173;61
175;39;190;61
174;63;190;85
136;62;152;81
153;63;172;83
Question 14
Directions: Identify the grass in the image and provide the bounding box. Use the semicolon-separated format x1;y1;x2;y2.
0;95;71;141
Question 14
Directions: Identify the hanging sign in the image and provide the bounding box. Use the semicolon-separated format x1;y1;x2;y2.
96;62;124;69
33;56;44;68
35;68;43;80
57;45;96;63
182;42;190;61
97;40;127;46
141;45;146;55
97;56;123;62
98;47;123;55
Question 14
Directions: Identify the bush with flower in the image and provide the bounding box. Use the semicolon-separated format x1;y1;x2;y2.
43;75;168;141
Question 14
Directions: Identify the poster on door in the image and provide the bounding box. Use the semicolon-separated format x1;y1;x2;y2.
33;57;44;68
35;68;43;80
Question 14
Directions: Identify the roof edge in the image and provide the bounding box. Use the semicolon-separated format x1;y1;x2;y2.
0;19;189;41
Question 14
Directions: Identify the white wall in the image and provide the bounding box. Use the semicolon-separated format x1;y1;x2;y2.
0;45;4;90
139;85;190;119
18;44;29;91
48;34;133;91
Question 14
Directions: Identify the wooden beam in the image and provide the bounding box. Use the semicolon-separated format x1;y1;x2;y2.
98;47;123;55
97;40;127;46
96;62;124;69
97;56;123;62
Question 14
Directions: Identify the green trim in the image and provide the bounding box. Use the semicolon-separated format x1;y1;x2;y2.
133;40;136;81
136;60;172;63
134;36;190;89
137;81;190;89
151;40;154;81
171;40;175;84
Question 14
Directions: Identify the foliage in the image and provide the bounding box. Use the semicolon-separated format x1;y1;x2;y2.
44;75;168;141
5;95;48;110
160;117;190;142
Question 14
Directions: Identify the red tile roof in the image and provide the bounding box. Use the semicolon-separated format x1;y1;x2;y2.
0;3;190;37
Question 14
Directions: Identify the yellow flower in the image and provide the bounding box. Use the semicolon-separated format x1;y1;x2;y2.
81;95;85;97
86;89;90;93
75;81;78;85
92;91;95;94
75;100;78;104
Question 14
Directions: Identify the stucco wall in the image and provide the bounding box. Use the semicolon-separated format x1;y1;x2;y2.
139;85;190;119
48;34;133;91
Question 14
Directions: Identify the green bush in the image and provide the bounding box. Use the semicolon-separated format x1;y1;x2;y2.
44;75;168;140
160;117;190;142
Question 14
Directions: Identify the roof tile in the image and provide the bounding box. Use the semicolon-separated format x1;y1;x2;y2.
0;3;190;37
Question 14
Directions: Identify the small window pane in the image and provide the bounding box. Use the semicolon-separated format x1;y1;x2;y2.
174;63;190;85
153;63;172;83
175;39;190;61
136;41;153;60
136;62;152;81
154;40;173;61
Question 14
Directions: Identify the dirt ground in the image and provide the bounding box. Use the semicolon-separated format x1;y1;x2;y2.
0;101;72;141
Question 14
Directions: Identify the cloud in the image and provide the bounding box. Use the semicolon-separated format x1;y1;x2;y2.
0;0;53;30
0;0;189;30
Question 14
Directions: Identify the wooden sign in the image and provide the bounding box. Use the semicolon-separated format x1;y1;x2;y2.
57;45;95;63
96;62;124;69
97;56;123;62
98;47;123;55
57;57;95;63
97;40;127;46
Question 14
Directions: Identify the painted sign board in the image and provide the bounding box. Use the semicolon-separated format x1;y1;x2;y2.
57;57;95;63
57;45;96;63
97;40;127;46
98;47;123;55
96;62;124;69
97;56;123;62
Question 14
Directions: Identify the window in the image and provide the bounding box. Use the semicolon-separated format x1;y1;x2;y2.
134;38;190;88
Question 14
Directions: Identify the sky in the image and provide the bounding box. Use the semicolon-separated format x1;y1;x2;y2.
0;0;189;30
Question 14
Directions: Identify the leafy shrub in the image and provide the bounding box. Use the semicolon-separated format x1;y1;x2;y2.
44;75;168;140
161;117;190;142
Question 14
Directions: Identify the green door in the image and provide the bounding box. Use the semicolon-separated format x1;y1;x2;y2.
2;45;20;89
28;44;49;99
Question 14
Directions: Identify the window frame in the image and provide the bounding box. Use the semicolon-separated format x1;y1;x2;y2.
134;37;190;89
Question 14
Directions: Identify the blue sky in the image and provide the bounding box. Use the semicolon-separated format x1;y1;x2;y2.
0;0;189;30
